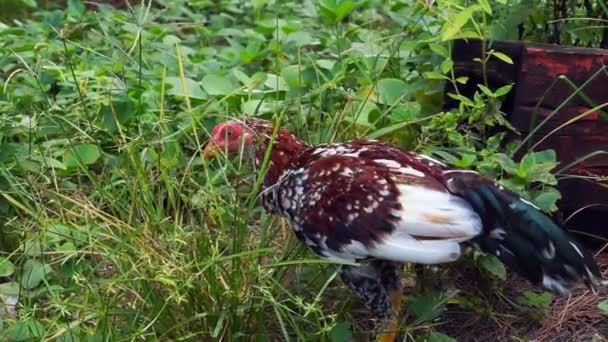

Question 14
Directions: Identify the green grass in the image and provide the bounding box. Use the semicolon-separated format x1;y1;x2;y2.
0;0;606;341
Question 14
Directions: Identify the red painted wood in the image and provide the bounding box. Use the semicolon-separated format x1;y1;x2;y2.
447;39;608;213
557;170;608;209
510;44;608;135
528;135;608;167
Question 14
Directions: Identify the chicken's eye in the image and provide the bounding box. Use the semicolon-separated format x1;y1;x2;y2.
226;130;233;137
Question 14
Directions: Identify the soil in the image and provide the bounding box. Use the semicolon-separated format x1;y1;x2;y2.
437;251;608;342
344;249;608;342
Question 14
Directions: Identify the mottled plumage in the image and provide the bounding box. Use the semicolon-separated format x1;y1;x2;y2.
204;117;603;341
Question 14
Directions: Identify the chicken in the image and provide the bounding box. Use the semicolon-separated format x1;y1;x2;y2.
203;117;602;341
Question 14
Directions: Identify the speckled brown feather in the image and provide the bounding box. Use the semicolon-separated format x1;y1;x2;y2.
247;133;478;262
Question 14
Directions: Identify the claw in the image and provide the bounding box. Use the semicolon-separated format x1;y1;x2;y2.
376;322;398;342
376;292;403;342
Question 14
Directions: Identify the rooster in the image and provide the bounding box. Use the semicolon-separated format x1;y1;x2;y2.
203;117;602;341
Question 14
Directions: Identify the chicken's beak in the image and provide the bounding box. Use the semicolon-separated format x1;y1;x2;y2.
202;142;221;159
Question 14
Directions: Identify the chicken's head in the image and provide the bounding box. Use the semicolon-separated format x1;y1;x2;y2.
203;120;254;158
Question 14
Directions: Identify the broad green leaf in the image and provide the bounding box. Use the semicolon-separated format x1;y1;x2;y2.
455;76;469;84
533;188;561;212
252;0;268;9
281;65;303;88
264;73;289;91
0;258;15;277
478;84;494;97
57;242;77;253
367;119;417;139
495;153;518;174
376;78;409;105
240;40;263;63
430;150;460;164
162;34;181;45
448;93;475;107
20;0;37;6
316;59;336;70
100;97;135;133
517;291;553;309
447;29;483;40
286;31;314;45
0;282;21;296
599;299;608;314
406;292;447;322
17;159;40;173
429;332;458;342
477;0;492;14
329;321;352;342
165;77;207;99
441;5;482;41
491;51;514;64
440;58;454;74
232;69;251;85
477;160;501;178
67;0;85;15
5;319;46;341
345;101;379;128
38;157;67;170
20;259;51;290
428;43;449;58
242;99;280;115
390;102;421;122
486;133;505;151
424;72;449;80
479;254;506;280
319;0;360;22
527;160;558;184
495;84;513;97
531;149;557;165
454;153;477;168
250;72;268;88
46;223;82;242
335;1;360;21
201;74;235;96
56;326;80;342
63;144;101;168
233;70;267;89
498;178;526;193
318;0;338;22
22;240;45;256
517;152;536;178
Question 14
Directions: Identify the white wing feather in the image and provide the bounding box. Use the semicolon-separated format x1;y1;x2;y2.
370;184;483;264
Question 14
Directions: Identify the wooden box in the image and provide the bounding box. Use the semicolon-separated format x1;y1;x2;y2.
444;39;608;236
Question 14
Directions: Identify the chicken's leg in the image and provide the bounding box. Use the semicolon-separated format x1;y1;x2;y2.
340;261;403;342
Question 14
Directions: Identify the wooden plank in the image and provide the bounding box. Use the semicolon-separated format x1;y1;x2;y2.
448;39;608;215
447;39;608;136
509;105;608;136
510;44;608;134
557;170;608;210
564;207;608;247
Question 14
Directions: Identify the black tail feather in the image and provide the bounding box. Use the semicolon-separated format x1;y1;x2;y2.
461;183;602;294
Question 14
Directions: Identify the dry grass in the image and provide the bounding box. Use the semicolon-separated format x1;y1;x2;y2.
333;247;608;341
437;250;608;342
